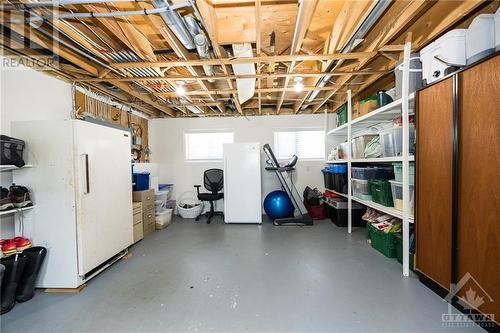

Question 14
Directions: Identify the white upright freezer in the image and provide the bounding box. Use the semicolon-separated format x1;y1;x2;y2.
223;143;262;223
12;120;133;288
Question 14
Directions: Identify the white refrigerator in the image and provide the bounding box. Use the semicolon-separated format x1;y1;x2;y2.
12;120;133;288
223;143;262;223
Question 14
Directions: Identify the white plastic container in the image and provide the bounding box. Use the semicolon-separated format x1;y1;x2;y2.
155;208;173;229
466;14;495;65
379;125;415;157
351;178;371;201
389;180;415;214
495;8;500;51
351;135;378;159
420;29;466;84
155;190;170;203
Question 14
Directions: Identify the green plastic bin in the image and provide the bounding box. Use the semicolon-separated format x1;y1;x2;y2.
367;223;396;258
337;104;348;126
392;162;415;184
368;179;394;206
394;233;415;271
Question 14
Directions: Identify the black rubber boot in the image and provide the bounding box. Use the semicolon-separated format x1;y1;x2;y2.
1;253;27;314
16;247;47;303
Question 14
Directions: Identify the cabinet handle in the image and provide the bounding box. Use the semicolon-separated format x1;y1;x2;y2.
82;154;90;194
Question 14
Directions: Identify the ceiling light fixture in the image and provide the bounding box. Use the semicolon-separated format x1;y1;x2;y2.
176;81;186;96
294;76;304;92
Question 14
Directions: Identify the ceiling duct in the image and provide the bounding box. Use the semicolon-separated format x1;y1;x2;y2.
231;43;256;104
302;0;393;109
152;1;215;81
152;0;196;50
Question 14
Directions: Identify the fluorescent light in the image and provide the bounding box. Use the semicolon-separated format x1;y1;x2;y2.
176;84;186;96
293;76;304;92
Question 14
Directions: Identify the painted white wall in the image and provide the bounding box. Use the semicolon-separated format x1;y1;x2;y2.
0;60;73;237
149;114;326;213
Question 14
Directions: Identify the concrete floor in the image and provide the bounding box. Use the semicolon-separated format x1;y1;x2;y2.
1;217;482;333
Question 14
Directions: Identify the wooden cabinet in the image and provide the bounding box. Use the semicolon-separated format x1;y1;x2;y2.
415;77;454;290
416;54;499;327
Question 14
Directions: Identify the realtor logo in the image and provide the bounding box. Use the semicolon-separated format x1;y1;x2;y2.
442;272;495;329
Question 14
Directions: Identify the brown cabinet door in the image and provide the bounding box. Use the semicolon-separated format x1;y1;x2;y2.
457;55;500;324
416;77;454;290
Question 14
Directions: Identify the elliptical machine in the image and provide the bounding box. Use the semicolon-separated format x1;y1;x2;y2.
263;144;313;226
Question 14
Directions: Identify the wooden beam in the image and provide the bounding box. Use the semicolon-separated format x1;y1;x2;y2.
276;0;318;114
111;52;377;69
311;0;434;113
292;0;376;114
197;0;241;114
0;18;99;76
255;0;262;115
154;84;364;98
113;81;175;117
73;70;389;82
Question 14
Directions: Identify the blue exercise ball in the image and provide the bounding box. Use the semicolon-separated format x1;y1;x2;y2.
264;190;294;220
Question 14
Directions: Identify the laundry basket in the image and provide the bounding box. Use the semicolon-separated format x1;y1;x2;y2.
177;191;203;219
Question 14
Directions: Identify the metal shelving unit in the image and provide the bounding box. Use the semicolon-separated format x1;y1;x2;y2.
0;206;35;217
324;41;414;276
0;165;33;172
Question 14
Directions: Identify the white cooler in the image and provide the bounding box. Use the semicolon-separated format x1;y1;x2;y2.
466;14;495;65
420;29;466;84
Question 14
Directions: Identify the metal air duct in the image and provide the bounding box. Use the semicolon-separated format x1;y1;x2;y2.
152;0;196;50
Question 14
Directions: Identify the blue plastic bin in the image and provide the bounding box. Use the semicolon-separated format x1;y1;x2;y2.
133;172;150;191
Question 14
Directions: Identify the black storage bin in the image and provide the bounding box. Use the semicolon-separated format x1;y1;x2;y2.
330;164;348;194
0;135;26;167
322;169;334;190
325;198;365;227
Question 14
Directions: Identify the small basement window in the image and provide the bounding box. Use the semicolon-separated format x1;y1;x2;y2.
185;131;234;161
274;129;325;160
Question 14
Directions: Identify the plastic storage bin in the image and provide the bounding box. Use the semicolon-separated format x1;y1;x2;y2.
392;162;415;184
466;14;495;65
325;198;365;227
389;180;415;213
133;172;150;191
352;178;371;201
368;179;393;207
339;142;350;159
337;104;348;126
379;125;415;157
322;169;334;190
331;164;348;194
394;233;415;271
155;208;173;229
367;223;397;258
394;54;422;99
351;166;394;180
420;29;466;85
377;91;393;107
351;135;378;159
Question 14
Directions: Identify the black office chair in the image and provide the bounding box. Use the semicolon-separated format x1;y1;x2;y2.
194;169;224;224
